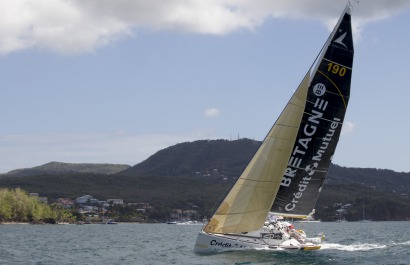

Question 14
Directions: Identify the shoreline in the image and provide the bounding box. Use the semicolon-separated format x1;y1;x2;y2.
0;222;30;225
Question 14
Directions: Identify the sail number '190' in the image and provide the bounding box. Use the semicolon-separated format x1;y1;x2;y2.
327;62;346;77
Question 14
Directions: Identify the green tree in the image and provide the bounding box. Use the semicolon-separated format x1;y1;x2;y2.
0;188;76;223
0;189;13;221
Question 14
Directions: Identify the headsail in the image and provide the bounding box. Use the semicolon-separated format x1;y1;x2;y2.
204;72;311;234
203;5;354;234
271;6;354;217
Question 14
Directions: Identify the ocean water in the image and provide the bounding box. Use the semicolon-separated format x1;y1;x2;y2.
0;222;409;265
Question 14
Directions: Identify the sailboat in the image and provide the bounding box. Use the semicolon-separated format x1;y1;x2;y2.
359;205;372;222
194;4;354;253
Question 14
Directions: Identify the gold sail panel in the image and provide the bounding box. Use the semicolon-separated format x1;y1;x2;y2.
204;73;311;234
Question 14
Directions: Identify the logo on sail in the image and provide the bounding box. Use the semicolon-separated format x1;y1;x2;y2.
313;83;326;96
305;162;318;176
334;32;347;49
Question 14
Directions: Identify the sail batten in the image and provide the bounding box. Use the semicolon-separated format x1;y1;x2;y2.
322;58;352;70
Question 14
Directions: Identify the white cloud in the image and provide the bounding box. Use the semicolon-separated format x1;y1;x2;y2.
0;0;131;54
1;0;409;55
0;131;217;173
205;107;220;118
341;121;355;136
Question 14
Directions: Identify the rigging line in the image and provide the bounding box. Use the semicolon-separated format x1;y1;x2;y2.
207;179;236;218
317;70;347;109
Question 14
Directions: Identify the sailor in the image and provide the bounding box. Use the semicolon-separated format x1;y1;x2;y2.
286;223;305;243
268;222;277;233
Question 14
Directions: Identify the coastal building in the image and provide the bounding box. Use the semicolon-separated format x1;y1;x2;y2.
127;202;151;209
75;195;93;204
170;209;198;221
107;199;124;206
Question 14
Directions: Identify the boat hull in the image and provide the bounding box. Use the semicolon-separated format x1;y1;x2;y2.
194;231;320;253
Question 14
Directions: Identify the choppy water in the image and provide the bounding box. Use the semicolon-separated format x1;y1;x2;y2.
0;222;409;265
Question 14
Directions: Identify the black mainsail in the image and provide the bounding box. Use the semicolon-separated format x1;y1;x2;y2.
270;6;354;217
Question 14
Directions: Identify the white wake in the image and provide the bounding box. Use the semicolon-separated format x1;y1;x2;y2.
320;242;387;251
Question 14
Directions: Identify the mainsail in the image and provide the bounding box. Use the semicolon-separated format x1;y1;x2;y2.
270;5;354;217
203;6;354;234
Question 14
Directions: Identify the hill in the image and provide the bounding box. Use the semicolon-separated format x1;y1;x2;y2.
317;164;410;221
119;139;260;178
2;162;130;177
0;139;409;221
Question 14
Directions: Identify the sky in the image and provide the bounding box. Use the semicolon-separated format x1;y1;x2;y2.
1;0;410;173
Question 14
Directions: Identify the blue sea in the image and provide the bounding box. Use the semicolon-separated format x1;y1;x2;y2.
1;222;409;265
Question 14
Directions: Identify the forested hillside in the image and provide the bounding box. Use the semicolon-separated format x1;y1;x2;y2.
119;139;260;178
1;139;409;221
3;162;130;177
